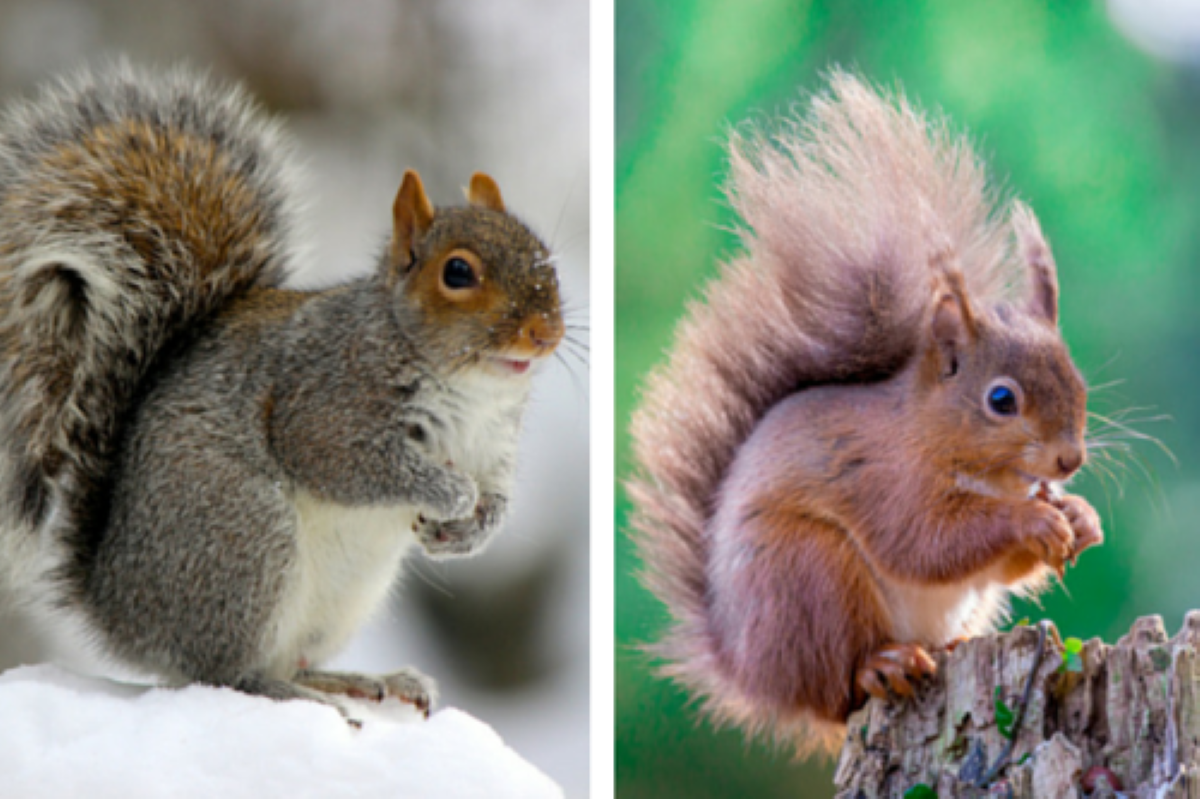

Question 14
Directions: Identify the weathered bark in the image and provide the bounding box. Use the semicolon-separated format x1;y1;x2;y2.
835;612;1200;798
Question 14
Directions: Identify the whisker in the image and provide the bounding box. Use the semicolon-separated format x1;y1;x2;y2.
1086;378;1127;395
1084;441;1129;452
1082;456;1123;501
406;558;456;599
1087;412;1170;431
553;351;588;400
549;179;578;252
549;230;589;259
556;349;588;370
1093;404;1158;419
1086;410;1176;466
563;339;591;355
1085;350;1125;381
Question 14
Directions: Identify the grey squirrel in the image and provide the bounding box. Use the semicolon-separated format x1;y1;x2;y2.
627;73;1102;753
0;63;564;719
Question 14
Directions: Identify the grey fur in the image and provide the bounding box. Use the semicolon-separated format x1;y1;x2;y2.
0;63;557;718
0;61;298;510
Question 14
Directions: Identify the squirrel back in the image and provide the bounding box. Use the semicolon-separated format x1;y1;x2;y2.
0;63;301;562
627;73;1058;745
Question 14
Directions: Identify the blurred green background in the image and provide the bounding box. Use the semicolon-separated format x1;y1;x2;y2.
615;1;1200;796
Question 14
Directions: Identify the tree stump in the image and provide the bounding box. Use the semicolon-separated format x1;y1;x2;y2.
834;612;1200;798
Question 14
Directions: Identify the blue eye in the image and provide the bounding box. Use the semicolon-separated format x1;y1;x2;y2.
986;383;1019;416
442;257;478;289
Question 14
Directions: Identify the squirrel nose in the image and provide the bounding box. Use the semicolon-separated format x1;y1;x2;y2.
520;315;564;353
1056;448;1084;477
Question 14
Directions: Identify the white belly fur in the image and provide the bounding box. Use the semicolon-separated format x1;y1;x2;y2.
879;568;1009;646
264;490;418;676
259;371;531;677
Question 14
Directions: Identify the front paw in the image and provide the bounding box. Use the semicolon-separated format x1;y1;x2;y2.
417;493;506;559
1053;494;1102;563
1017;501;1074;577
419;470;479;522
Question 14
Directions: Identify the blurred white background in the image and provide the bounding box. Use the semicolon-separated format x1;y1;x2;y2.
0;0;589;794
1109;0;1200;62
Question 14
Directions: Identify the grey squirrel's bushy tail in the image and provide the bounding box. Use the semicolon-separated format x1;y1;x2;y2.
626;72;1032;748
0;62;303;590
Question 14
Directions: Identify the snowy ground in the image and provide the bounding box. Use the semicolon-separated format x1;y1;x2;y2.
0;665;562;799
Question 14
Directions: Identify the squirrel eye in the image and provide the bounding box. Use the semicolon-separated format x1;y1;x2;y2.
442;257;478;290
985;382;1020;417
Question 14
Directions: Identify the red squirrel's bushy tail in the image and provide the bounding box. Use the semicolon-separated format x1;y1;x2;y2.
0;62;302;595
626;72;1025;749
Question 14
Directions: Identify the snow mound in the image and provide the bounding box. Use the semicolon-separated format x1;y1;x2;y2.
0;664;562;799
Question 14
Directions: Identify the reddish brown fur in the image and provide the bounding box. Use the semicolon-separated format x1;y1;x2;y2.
410;247;498;316
219;287;310;328
467;173;506;213
392;170;436;272
627;73;1099;755
391;171;562;365
31;120;266;273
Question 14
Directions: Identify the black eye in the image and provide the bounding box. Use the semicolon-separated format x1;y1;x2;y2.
442;257;478;289
986;384;1019;416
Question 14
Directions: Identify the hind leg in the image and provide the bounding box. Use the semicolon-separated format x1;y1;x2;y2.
228;673;364;725
296;667;437;717
854;642;937;703
708;506;896;723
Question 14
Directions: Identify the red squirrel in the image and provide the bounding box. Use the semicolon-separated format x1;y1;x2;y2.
627;73;1102;753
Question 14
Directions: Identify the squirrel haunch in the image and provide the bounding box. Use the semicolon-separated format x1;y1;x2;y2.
627;72;1099;753
0;63;564;720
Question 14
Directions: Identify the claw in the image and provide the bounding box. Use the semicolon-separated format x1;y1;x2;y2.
911;646;937;677
857;667;890;701
883;668;914;697
383;669;437;718
854;643;937;704
943;636;970;653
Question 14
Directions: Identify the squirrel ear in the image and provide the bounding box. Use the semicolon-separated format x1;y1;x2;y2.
466;172;505;213
929;271;977;379
391;170;435;273
1012;201;1058;326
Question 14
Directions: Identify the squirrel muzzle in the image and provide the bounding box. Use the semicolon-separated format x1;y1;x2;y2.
489;312;563;375
517;313;564;356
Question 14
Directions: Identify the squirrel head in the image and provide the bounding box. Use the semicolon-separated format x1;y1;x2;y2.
385;170;563;376
914;204;1087;499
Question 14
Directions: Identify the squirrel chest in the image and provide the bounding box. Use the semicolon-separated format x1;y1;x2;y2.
267;369;529;673
712;384;1011;651
415;368;531;479
875;571;1006;646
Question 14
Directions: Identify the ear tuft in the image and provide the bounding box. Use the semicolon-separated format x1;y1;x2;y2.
391;170;436;273
466;172;506;213
1012;201;1058;325
929;270;976;379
